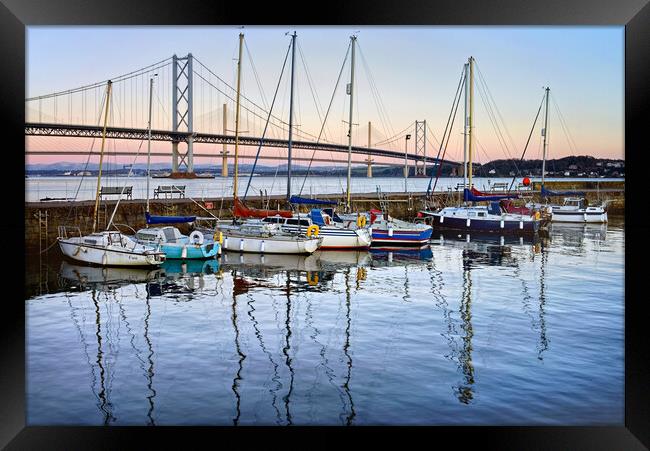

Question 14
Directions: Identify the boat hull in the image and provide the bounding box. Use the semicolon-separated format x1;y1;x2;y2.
281;224;372;249
370;227;433;246
428;213;540;234
157;241;221;259
221;235;321;254
58;238;166;266
550;210;608;223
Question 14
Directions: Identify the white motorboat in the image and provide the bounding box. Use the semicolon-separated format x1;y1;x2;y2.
549;197;608;223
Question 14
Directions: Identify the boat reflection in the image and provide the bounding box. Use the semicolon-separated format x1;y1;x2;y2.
369;245;433;267
146;258;220;298
58;261;163;291
549;222;607;250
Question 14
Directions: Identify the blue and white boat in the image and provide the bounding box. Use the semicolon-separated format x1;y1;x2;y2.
135;224;220;260
367;210;432;246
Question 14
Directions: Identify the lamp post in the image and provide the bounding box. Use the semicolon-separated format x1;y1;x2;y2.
404;134;411;192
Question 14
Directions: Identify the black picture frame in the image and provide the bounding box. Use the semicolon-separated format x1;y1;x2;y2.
5;0;648;447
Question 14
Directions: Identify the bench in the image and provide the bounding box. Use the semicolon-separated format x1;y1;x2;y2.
99;186;132;199
515;183;531;191
454;182;469;191
154;185;186;199
490;182;509;192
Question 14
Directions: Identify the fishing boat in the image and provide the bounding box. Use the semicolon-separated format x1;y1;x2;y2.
56;80;166;267
214;33;321;255
133;76;220;260
420;57;542;235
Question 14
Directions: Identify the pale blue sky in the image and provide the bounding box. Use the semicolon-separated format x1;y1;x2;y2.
26;26;624;163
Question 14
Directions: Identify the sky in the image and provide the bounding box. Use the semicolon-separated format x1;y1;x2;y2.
25;26;624;167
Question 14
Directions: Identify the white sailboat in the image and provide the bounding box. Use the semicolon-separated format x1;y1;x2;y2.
214;32;322;255
57;80;166;267
535;87;608;223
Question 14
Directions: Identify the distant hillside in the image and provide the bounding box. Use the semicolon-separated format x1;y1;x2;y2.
474;156;624;177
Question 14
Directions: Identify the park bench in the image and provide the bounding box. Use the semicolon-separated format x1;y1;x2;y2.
490;182;509;192
454;182;469;191
99;186;132;199
154;185;186;199
515;182;531;191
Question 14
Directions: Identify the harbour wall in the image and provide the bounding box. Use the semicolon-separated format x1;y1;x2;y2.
25;180;624;252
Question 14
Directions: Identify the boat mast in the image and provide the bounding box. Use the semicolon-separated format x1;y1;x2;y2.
468;56;474;189
286;31;297;200
146;76;154;216
345;35;357;212
92;80;113;233
463;62;469;191
234;32;244;199
541;86;550;188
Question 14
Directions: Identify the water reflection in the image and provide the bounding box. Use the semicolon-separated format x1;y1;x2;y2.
24;219;623;425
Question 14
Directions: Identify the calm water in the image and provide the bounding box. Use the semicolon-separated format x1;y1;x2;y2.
24;176;623;202
25;219;624;425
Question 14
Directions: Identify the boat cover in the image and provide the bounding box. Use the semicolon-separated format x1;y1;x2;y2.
464;187;520;202
233;197;293;219
289;195;337;205
146;212;196;224
309;209;327;226
541;185;585;197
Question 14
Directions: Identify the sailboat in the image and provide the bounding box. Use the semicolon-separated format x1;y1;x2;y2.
215;32;322;255
57;80;166;267
419;57;542;235
535;87;608;223
133;76;221;259
277;34;372;250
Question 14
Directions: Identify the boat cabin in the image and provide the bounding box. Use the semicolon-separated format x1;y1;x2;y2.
561;198;585;209
135;226;185;244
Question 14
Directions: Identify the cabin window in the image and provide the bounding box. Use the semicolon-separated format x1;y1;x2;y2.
84;239;97;245
478;212;486;217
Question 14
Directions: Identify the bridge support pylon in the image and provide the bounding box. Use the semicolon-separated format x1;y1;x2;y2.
415;120;427;176
171;53;194;177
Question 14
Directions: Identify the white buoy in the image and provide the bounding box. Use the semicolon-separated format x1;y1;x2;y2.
388;226;393;237
440;216;444;223
519;221;523;230
239;239;244;252
466;218;471;227
260;240;265;253
181;245;187;259
500;220;504;229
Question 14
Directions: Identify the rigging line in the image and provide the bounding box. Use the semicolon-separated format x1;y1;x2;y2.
427;64;466;195
507;91;545;192
26;58;173;101
297;41;351;197
475;62;520;156
243;39;292;200
431;80;464;194
357;43;396;140
473;76;520;176
356;45;391;140
297;39;328;140
244;40;270;111
65;87;108;220
550;93;579;154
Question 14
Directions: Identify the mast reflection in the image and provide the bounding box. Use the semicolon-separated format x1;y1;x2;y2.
230;269;246;426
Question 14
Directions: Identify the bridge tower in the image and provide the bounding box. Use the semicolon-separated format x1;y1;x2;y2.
171;54;194;175
414;120;427;176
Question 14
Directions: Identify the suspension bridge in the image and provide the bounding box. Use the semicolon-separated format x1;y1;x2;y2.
25;52;460;177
